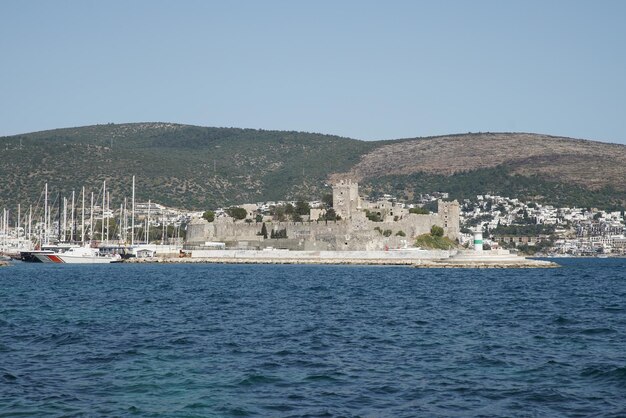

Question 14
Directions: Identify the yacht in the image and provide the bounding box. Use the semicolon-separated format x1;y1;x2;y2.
34;246;122;264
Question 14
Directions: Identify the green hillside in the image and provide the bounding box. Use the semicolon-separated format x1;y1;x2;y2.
0;123;377;209
1;123;626;212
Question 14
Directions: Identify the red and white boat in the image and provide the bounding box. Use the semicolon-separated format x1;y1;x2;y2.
35;246;122;264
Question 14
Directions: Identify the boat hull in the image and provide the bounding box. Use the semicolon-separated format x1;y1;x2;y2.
34;253;121;264
21;251;55;263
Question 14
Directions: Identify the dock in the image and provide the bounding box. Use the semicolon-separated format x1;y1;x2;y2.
122;249;559;268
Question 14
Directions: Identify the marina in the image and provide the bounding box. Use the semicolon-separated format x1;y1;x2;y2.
1;176;185;264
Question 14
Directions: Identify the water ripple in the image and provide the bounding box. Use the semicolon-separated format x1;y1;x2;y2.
0;260;625;416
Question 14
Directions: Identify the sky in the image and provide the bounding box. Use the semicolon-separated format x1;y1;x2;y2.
1;0;625;143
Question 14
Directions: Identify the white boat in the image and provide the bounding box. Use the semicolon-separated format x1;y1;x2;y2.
35;246;122;264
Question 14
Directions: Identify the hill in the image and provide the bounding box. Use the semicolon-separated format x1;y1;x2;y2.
333;132;626;209
1;124;625;210
0;123;377;209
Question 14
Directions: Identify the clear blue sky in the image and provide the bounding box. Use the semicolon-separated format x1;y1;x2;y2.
1;0;625;143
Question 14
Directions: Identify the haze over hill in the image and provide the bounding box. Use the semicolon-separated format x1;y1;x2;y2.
1;123;625;210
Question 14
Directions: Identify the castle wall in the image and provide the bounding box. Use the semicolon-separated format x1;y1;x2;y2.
186;218;211;244
186;182;460;250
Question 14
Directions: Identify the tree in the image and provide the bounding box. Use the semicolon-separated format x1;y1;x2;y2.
324;208;337;221
226;207;247;220
260;222;268;239
255;214;263;223
271;206;286;222
431;225;444;237
202;210;215;222
409;207;429;215
295;200;310;216
322;193;333;208
271;228;287;239
366;210;383;222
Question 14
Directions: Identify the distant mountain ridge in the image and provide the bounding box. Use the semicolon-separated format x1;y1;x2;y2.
1;123;625;210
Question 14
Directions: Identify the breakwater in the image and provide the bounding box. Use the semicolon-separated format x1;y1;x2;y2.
124;249;559;268
126;249;451;265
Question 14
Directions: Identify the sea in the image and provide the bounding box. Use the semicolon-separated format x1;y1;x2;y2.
1;259;625;417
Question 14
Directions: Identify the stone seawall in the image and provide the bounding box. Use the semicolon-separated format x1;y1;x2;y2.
126;249;452;266
122;249;559;268
189;249;451;261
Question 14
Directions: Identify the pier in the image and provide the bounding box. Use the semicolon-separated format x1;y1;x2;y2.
122;249;559;268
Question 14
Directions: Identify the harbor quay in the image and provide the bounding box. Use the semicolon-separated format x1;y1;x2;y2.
123;248;559;268
126;249;452;266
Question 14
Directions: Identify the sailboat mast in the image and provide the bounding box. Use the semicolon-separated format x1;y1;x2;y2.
119;203;123;243
28;205;32;242
2;208;5;253
17;203;21;240
161;211;167;245
44;183;48;245
2;209;4;252
101;181;106;244
90;192;94;244
81;186;85;244
123;198;127;243
58;191;62;243
146;199;150;244
63;197;67;242
131;175;135;246
71;190;75;243
106;190;110;243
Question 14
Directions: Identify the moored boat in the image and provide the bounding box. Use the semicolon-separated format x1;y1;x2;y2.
20;250;56;263
20;244;80;263
35;246;122;264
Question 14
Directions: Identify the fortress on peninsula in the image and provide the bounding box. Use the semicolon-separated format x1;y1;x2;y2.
186;180;460;251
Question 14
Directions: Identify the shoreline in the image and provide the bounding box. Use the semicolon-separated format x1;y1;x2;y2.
125;257;559;268
122;249;560;268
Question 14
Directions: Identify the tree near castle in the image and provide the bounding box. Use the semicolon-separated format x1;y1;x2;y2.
226;207;247;220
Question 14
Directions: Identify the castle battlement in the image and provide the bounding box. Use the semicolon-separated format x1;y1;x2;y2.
187;181;460;251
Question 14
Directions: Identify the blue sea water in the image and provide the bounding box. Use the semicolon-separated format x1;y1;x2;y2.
1;259;626;417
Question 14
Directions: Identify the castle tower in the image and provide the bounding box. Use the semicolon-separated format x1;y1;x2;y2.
438;199;460;240
332;180;360;220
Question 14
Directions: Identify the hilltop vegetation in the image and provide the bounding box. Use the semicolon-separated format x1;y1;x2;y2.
1;124;625;211
361;166;626;211
0;123;376;209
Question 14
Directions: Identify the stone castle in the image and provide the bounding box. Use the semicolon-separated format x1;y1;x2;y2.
186;180;460;251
